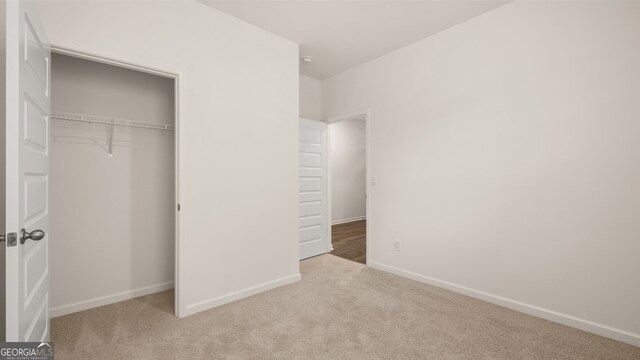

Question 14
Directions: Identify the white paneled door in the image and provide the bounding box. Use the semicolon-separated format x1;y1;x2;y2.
299;119;329;260
5;0;52;341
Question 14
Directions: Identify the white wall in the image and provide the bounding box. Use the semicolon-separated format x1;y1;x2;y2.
0;0;6;341
300;74;322;120
52;54;175;123
323;1;640;346
50;54;175;316
36;0;300;317
329;119;365;223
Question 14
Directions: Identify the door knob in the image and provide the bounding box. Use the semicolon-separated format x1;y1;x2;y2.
20;228;45;244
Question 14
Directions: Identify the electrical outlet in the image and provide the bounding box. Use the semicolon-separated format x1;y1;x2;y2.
393;239;400;251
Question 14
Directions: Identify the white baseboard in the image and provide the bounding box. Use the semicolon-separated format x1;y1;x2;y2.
183;273;301;317
331;216;366;225
368;261;640;348
51;281;174;318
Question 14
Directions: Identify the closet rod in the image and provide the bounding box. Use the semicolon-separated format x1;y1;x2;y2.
51;111;175;131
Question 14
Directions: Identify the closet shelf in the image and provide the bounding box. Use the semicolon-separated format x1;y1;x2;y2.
51;111;175;131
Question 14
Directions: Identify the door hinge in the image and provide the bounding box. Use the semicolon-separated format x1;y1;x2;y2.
177;204;181;211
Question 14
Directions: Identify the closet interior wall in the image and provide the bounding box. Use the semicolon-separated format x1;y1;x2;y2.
50;53;175;316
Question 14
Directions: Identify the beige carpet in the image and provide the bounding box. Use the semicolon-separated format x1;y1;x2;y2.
51;255;640;359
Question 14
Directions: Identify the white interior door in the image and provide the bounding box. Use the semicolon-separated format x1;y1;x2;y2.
299;119;328;260
5;0;51;341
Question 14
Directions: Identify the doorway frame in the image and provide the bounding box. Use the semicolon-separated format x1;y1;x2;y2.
325;110;371;265
49;43;186;317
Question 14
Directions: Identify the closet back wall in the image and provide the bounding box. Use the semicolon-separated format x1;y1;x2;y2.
50;54;175;316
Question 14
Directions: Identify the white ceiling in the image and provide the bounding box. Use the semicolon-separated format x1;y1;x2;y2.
198;1;510;80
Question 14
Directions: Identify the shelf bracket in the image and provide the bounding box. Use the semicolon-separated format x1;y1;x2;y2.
108;123;115;158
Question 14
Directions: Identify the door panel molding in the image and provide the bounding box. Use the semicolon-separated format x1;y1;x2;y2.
5;0;51;341
299;118;329;260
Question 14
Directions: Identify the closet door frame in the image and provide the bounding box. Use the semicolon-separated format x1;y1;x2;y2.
49;44;187;318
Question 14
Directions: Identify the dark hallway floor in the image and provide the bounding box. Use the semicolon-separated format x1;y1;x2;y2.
331;220;366;264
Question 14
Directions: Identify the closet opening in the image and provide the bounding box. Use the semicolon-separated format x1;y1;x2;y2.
49;52;179;317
